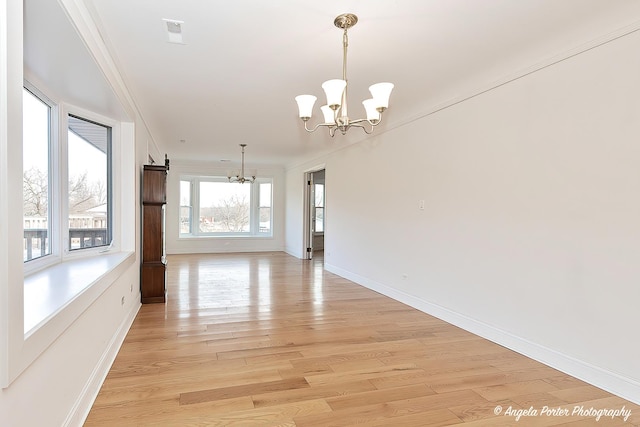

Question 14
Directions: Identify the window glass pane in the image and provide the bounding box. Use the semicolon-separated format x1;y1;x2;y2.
23;88;51;261
199;181;250;232
314;184;324;207
314;183;324;233
68;115;111;250
315;208;324;232
179;180;192;234
259;182;272;233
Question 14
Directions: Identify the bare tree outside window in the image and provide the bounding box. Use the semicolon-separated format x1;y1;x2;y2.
22;87;113;261
68;172;107;214
67;115;111;250
215;193;249;232
23;167;106;218
182;178;271;236
23;87;51;261
23;167;48;217
198;181;251;233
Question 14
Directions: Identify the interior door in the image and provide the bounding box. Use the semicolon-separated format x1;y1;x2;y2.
303;172;315;260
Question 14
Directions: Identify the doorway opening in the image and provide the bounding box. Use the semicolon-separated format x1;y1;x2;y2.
303;169;325;260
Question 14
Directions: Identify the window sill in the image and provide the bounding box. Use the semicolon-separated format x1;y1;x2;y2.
178;234;274;240
24;251;134;334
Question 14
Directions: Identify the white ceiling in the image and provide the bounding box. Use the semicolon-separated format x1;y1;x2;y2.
25;0;640;167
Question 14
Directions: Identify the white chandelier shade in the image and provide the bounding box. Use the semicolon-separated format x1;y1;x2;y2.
321;105;335;124
294;94;316;120
321;79;347;109
295;13;394;137
368;82;394;110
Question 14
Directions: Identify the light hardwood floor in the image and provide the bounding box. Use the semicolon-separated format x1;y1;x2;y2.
85;252;639;426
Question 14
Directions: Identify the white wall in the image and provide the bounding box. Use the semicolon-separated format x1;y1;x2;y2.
166;160;285;254
284;166;305;258
287;27;640;403
0;0;154;425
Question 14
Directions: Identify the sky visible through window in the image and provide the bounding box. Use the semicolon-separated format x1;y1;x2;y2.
22;90;48;176
23;89;106;187
23;86;109;260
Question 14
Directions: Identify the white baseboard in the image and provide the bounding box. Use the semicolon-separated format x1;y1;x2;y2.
284;247;303;259
325;263;640;405
63;302;141;427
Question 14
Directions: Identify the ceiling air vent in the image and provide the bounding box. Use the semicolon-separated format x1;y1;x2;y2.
163;19;184;44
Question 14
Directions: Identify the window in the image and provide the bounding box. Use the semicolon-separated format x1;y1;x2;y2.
23;88;52;261
23;83;115;265
180;176;272;236
67;115;112;250
259;182;272;233
199;181;251;232
314;183;324;233
179;180;192;234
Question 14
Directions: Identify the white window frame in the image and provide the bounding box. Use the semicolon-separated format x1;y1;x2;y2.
66;113;113;253
22;82;60;273
179;175;273;237
23;81;121;272
22;85;55;263
60;103;120;260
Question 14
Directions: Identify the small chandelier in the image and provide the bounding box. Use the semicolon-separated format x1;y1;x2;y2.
228;144;255;184
295;13;394;137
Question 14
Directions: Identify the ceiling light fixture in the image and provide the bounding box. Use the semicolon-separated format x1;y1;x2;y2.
295;13;394;137
228;144;255;184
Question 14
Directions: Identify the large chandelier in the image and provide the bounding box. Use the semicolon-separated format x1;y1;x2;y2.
228;144;255;184
295;13;394;137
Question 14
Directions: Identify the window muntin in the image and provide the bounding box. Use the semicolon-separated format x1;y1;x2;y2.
23;88;52;262
180;176;272;236
67;115;112;250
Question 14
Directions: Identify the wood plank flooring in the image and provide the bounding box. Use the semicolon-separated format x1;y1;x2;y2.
85;252;640;426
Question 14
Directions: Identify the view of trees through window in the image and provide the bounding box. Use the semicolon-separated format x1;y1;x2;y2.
67;115;111;250
180;178;272;235
199;182;250;232
22;87;112;262
23;88;51;261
